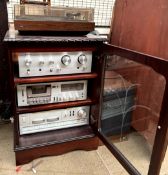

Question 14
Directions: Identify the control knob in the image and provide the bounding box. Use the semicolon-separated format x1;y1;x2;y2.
61;55;71;66
49;60;54;65
75;92;79;100
77;109;87;119
63;95;68;101
39;56;45;66
21;116;26;123
69;93;74;101
50;68;54;72
56;64;61;72
39;60;44;66
27;69;30;75
63;111;68;118
25;55;32;67
78;54;87;65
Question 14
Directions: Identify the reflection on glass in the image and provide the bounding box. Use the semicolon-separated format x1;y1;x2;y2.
101;55;166;175
14;4;94;22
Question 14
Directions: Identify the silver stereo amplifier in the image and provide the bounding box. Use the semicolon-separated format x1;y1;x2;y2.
18;51;92;77
17;80;87;106
19;106;90;135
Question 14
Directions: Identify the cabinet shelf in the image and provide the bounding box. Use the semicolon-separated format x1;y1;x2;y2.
15;125;95;151
14;73;98;84
16;98;96;114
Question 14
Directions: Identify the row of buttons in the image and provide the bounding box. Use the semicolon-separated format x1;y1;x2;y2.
54;94;83;102
26;95;83;105
26;65;87;75
21;119;88;134
24;54;87;67
27;97;51;104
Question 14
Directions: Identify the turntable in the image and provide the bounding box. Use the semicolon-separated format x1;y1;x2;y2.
14;4;95;34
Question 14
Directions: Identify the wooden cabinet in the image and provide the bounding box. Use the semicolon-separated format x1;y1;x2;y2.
5;31;106;165
4;28;168;175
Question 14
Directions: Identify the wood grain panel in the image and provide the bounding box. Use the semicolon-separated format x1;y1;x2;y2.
15;135;98;165
16;98;96;114
14;20;95;32
14;73;98;84
110;0;168;59
16;125;95;149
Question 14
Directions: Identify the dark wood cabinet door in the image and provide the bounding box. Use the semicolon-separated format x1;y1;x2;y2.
110;0;168;60
97;43;168;175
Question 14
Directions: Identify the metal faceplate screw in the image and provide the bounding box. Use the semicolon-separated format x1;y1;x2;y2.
158;126;161;130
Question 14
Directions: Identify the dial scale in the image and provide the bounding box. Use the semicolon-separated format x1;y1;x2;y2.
18;51;92;77
19;106;90;135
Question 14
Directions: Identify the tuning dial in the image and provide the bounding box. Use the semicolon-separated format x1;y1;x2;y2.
25;55;32;67
61;55;71;66
77;109;87;119
78;54;87;65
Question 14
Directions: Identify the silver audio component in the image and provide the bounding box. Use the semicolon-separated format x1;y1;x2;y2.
78;54;87;65
17;80;87;106
19;106;90;135
18;51;92;77
61;55;71;66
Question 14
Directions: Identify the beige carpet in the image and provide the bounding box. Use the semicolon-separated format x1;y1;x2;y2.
0;123;167;175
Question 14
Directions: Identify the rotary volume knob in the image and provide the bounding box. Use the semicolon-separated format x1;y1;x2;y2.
61;55;71;66
77;109;87;119
78;54;87;65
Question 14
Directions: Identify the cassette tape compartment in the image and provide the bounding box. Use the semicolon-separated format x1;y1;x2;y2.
14;75;99;113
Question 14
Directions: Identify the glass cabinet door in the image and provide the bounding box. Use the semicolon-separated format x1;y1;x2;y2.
99;52;167;175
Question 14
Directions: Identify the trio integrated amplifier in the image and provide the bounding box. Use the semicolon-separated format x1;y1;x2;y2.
17;51;92;77
17;80;87;106
19;106;90;135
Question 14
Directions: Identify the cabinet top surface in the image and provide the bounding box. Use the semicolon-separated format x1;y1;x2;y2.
4;26;107;44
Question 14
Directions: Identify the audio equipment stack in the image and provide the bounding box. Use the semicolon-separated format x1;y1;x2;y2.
5;26;106;165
